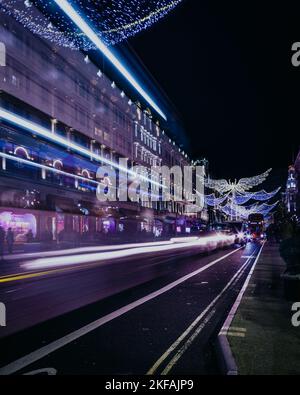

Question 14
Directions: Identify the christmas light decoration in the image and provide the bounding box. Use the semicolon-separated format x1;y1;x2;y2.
54;0;167;120
1;0;171;120
205;169;280;220
0;0;182;47
22;189;41;208
220;201;279;220
206;169;272;194
204;193;229;206
232;187;281;205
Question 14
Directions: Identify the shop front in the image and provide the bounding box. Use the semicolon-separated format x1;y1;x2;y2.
0;209;37;243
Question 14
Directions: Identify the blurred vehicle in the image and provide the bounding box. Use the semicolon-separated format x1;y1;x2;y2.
211;222;247;246
248;213;265;241
227;221;248;246
209;223;238;248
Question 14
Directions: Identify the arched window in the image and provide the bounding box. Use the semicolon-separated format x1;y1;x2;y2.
53;159;63;170
14;146;32;160
10;146;36;178
52;160;63;186
81;169;92;179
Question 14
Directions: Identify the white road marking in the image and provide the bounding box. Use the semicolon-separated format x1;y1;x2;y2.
226;326;247;332
0;247;242;375
5;288;23;293
224;332;245;338
147;249;258;375
218;242;265;337
23;368;57;375
161;309;217;375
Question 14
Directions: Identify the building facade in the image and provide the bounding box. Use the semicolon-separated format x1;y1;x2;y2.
0;11;197;243
294;149;300;218
285;148;300;220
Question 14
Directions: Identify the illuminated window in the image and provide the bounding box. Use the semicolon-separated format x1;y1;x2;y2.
14;146;32;160
53;159;63;170
95;126;103;139
140;126;143;142
104;131;110;142
11;75;18;87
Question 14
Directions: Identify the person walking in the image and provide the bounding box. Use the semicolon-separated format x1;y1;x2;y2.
26;229;34;243
0;226;5;260
6;227;14;254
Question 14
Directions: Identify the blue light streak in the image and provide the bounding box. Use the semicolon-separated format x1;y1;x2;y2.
53;0;167;121
0;108;162;187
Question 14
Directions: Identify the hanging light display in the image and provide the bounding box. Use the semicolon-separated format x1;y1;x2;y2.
220;201;279;219
204;193;230;206
204;190;281;207
0;0;183;48
205;168;272;194
205;169;280;220
232;187;281;205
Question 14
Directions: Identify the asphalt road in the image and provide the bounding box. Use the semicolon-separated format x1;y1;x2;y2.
0;240;262;375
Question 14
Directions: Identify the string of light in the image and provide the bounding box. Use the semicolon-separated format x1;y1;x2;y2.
205;169;272;194
220;201;279;220
204;169;280;219
233;187;281;205
0;0;183;48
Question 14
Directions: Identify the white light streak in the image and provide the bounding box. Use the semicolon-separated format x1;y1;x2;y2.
0;108;162;187
53;0;167;121
22;234;235;270
5;240;173;261
0;152;99;185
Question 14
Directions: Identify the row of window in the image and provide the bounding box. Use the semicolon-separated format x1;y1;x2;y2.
4;19;186;167
2;25;187;171
134;145;160;167
134;123;161;154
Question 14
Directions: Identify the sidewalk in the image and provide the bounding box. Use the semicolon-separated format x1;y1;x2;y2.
219;242;300;375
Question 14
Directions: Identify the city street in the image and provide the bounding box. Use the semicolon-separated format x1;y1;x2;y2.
0;241;262;375
0;0;298;381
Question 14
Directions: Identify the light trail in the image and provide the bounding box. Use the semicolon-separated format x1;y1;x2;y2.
0;247;242;375
21;234;235;271
0;108;163;188
53;0;167;121
4;240;174;261
0;152;100;185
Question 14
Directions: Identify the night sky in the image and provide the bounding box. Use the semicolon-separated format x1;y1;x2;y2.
128;0;299;183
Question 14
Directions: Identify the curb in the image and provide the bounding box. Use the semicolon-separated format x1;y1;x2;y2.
216;241;266;375
216;333;238;375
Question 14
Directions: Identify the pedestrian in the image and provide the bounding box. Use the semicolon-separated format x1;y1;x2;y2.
0;226;5;260
26;229;34;243
6;227;14;254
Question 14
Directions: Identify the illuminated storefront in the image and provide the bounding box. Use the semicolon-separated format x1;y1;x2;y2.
0;210;37;243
